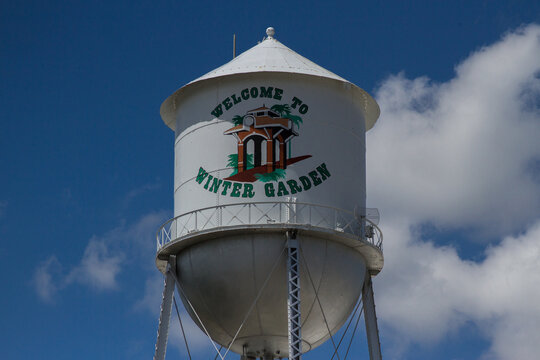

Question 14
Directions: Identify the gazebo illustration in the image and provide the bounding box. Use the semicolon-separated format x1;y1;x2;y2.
224;105;310;182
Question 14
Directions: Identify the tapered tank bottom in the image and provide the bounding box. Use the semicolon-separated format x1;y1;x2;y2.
175;230;366;358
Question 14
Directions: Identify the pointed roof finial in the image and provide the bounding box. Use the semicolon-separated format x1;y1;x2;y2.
266;27;275;39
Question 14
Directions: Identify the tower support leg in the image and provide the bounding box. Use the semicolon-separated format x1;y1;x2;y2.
287;231;302;360
154;256;176;360
362;272;382;360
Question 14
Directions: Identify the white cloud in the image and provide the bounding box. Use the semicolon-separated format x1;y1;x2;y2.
135;272;165;316
136;272;215;357
376;220;540;360
65;238;123;290
34;211;168;300
123;181;162;207
367;24;540;236
169;299;214;356
33;256;63;303
367;24;540;359
124;211;169;260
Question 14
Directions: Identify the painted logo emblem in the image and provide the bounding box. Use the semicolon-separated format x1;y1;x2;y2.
195;86;331;198
223;104;311;182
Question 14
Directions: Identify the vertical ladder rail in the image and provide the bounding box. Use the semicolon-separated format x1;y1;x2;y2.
362;272;382;360
154;256;176;360
287;230;302;360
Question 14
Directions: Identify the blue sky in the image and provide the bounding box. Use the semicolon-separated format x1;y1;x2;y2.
1;1;540;359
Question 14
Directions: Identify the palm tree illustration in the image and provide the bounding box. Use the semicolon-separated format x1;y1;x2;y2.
270;104;291;116
271;104;303;127
227;153;254;176
271;103;302;158
232;115;245;126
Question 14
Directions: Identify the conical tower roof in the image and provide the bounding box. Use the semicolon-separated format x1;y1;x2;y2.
160;27;379;130
190;28;347;84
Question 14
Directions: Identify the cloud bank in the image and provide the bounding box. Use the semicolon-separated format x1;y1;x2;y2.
368;25;540;236
33;256;63;303
33;211;166;302
367;24;540;359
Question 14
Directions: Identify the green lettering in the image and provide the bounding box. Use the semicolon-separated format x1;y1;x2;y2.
291;96;302;109
211;104;223;118
231;183;242;197
242;183;255;198
286;179;303;194
231;94;242;104
221;181;232;195
277;181;290;196
309;170;322;186
316;163;331;180
299;104;308;114
264;183;275;197
273;88;283;100
241;88;250;100
209;178;223;193
204;175;214;189
299;176;312;191
222;97;233;110
260;86;273;98
250;87;258;98
195;167;209;184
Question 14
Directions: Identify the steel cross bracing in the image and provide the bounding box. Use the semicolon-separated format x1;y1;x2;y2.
287;230;302;360
155;243;288;360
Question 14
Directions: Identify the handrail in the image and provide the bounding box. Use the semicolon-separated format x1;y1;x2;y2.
156;201;382;252
364;217;383;251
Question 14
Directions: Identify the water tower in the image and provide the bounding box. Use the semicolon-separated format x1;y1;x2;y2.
153;27;384;360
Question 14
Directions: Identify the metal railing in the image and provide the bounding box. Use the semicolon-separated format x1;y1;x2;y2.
156;201;382;252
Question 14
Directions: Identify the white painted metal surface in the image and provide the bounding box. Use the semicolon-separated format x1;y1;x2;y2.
173;230;367;357
154;27;384;359
160;29;380;131
171;75;372;219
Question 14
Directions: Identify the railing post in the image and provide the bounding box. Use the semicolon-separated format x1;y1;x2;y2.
360;217;365;241
156;204;381;256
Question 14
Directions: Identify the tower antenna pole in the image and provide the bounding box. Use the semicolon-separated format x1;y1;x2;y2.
233;34;236;59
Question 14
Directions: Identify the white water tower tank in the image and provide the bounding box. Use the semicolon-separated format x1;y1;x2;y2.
155;27;383;360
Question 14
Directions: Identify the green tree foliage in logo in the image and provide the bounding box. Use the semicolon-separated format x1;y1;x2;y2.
227;153;254;176
271;104;303;127
254;169;286;182
232;115;245;126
